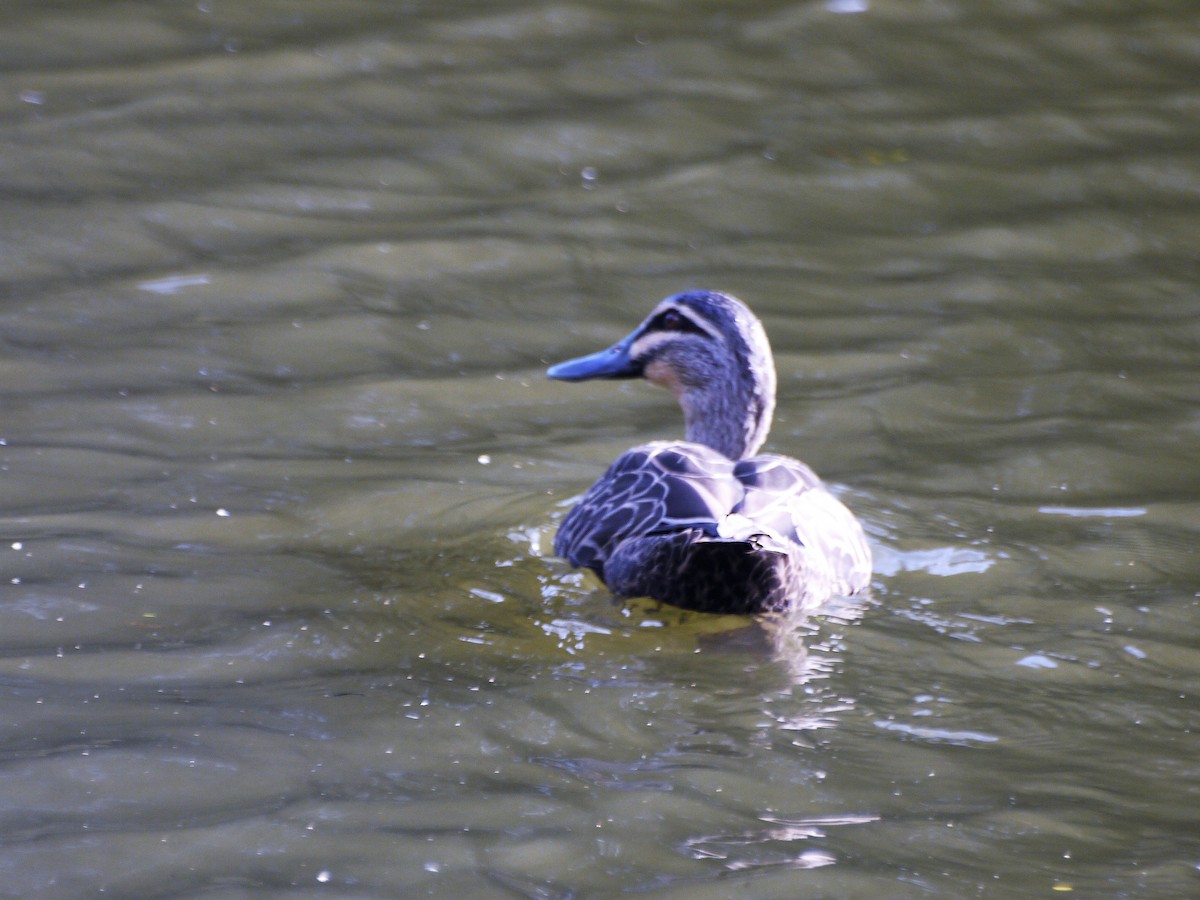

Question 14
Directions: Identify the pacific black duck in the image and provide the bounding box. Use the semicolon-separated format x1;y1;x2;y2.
548;290;871;614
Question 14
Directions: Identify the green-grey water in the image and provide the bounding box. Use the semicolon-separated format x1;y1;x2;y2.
2;1;1198;896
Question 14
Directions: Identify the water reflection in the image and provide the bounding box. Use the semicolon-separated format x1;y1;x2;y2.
687;812;879;871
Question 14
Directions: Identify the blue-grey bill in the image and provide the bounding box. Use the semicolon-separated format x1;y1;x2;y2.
547;336;639;381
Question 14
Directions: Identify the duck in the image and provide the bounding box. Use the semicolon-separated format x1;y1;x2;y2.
547;290;871;615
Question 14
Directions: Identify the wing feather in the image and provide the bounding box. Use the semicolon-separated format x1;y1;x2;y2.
554;441;742;574
734;453;871;594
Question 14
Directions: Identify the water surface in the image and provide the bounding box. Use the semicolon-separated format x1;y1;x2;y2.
2;1;1199;896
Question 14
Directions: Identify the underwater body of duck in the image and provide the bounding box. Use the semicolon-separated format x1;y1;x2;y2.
548;290;872;615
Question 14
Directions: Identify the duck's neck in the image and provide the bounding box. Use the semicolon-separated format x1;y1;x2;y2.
679;365;776;461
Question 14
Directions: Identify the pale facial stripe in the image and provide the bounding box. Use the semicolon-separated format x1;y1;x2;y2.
629;329;683;361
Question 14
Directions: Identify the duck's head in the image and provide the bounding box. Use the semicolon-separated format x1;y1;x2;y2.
548;290;777;460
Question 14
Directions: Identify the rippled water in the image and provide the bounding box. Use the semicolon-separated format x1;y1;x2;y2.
3;1;1199;896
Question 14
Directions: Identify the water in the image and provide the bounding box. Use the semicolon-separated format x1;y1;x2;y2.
3;1;1199;895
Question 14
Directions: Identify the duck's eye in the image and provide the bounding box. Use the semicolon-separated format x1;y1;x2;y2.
660;310;684;330
650;308;704;337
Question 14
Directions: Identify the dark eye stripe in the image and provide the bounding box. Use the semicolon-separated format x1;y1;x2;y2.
650;309;708;336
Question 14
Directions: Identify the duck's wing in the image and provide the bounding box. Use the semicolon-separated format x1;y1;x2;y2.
731;454;822;533
554;441;743;575
734;454;872;594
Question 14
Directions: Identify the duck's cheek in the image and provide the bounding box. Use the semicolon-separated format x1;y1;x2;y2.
644;358;685;399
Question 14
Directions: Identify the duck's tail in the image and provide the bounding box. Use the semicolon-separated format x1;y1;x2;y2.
604;527;799;614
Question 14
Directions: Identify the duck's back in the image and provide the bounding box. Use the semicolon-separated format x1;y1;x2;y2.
554;441;871;613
